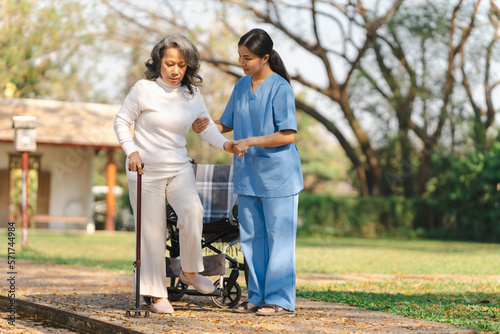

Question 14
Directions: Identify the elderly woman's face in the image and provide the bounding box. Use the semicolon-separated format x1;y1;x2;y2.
160;47;187;86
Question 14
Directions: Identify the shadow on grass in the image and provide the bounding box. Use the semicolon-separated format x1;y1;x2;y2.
297;289;500;333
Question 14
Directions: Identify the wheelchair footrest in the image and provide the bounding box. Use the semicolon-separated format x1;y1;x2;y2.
168;286;222;297
165;254;226;277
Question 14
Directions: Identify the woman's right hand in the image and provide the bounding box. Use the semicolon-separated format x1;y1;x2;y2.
192;117;210;133
128;152;145;174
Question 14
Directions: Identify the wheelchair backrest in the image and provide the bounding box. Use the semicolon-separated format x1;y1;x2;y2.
193;163;237;224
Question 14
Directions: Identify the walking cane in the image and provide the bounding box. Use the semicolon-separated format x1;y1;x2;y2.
126;163;149;318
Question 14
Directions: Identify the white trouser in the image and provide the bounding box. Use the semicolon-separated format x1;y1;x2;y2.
128;171;204;298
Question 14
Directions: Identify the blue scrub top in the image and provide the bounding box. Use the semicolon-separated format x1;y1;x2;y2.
220;73;304;197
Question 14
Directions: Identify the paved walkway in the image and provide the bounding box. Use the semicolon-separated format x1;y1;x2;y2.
2;260;475;333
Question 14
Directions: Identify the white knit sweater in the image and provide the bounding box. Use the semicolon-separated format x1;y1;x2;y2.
114;79;228;181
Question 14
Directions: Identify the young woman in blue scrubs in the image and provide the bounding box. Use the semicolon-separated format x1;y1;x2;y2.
193;28;303;315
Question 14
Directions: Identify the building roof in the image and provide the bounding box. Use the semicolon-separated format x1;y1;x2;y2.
0;98;122;148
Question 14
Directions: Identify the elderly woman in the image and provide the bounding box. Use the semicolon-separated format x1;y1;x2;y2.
114;33;236;314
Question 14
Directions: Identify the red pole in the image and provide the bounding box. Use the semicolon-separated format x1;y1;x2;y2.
21;151;29;249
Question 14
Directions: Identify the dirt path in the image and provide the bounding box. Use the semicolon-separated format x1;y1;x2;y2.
2;260;476;333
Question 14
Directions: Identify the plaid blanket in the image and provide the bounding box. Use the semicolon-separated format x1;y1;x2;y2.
192;164;235;224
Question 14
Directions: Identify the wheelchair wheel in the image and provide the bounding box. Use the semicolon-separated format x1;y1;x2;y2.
168;290;184;301
166;277;185;301
143;296;152;307
211;278;241;308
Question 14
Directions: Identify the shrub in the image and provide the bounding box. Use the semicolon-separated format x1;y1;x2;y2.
423;141;500;242
298;194;424;238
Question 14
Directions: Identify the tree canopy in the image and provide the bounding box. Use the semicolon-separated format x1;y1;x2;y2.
3;0;498;198
1;0;111;102
102;0;499;197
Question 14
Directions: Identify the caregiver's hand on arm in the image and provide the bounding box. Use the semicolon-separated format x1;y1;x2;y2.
192;117;210;133
192;118;232;133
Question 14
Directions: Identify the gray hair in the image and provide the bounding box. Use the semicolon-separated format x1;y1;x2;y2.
144;33;202;94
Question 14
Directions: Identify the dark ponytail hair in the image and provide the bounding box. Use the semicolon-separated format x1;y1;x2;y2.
238;29;290;83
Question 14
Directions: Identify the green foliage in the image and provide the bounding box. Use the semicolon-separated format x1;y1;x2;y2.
0;0;106;101
298;194;423;239
9;169;38;219
8;156;40;221
424;141;500;242
298;137;500;242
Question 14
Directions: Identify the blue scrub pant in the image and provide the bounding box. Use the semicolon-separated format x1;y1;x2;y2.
238;194;298;311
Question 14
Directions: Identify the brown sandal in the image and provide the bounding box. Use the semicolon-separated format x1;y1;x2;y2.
232;301;259;313
256;304;291;316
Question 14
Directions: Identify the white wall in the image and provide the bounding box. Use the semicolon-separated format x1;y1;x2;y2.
0;142;95;230
39;145;94;230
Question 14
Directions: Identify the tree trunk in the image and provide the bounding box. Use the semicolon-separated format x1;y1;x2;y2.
338;91;383;196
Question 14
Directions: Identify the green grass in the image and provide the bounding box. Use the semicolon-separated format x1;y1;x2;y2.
296;236;500;275
5;231;137;273
2;231;499;333
298;281;499;333
296;237;500;333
